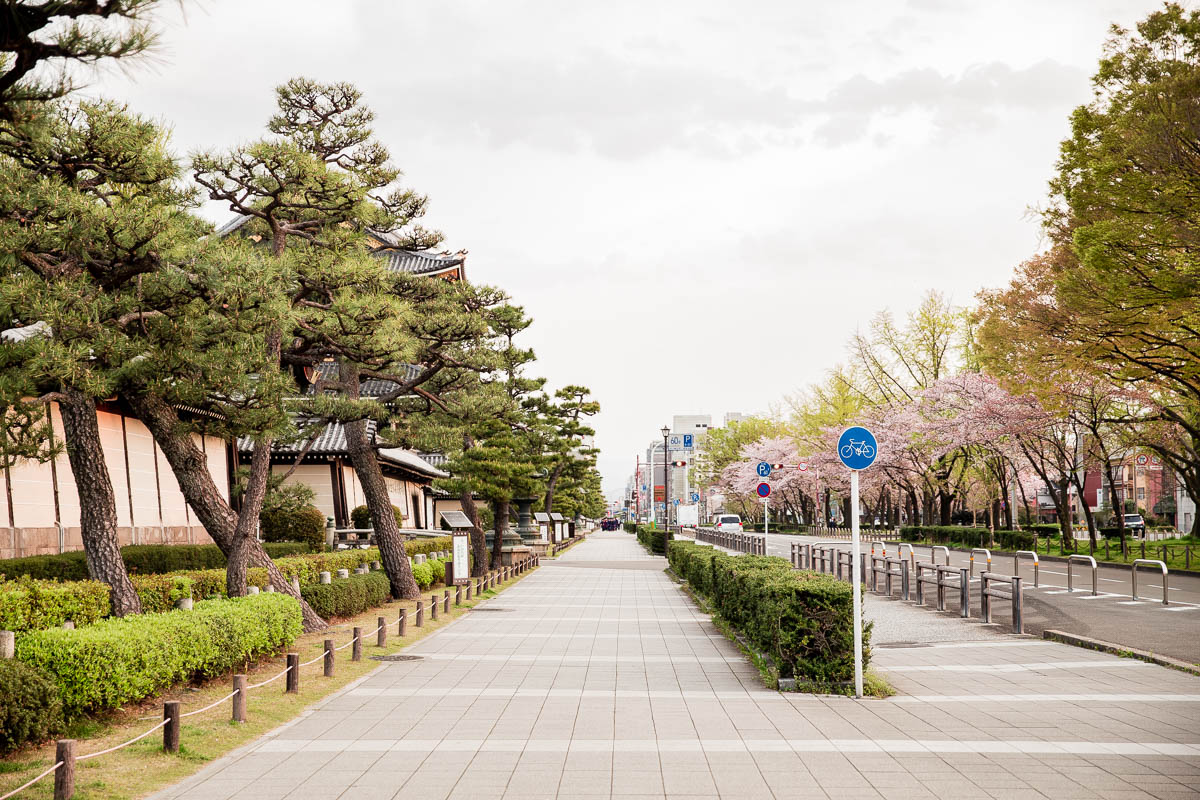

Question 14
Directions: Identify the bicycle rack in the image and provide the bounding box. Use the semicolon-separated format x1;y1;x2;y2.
1013;550;1039;588
870;540;886;560
914;563;969;617
897;543;915;571
980;572;1023;633
969;548;992;578
1066;554;1098;595
930;545;950;566
1131;559;1169;606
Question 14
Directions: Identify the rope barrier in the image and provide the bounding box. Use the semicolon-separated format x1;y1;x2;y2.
78;719;169;760
0;761;63;800
179;690;240;719
332;636;357;652
245;666;291;691
299;651;327;667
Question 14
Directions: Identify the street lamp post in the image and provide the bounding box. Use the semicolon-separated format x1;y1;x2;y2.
661;426;671;528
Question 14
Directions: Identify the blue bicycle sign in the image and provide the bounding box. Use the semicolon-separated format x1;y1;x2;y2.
837;426;878;470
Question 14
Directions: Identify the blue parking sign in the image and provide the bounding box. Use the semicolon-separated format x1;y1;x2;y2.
683;434;693;448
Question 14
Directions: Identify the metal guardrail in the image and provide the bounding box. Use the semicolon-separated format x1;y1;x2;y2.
980;572;1023;633
969;547;992;578
915;563;969;617
1131;559;1169;605
695;527;765;555
870;555;909;600
1066;554;1098;595
1013;550;1039;588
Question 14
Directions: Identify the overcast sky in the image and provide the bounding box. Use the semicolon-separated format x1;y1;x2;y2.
87;0;1165;500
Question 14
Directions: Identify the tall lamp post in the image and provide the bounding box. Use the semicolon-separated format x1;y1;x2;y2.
661;426;671;527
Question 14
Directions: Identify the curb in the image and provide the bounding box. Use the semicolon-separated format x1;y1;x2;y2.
1042;629;1200;677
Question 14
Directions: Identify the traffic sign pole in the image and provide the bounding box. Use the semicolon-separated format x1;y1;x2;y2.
764;496;769;535
850;469;863;699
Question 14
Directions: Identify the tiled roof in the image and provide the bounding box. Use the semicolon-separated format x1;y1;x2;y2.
306;361;421;398
237;420;448;479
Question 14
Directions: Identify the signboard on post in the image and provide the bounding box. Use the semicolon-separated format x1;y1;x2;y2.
756;461;772;478
836;425;878;700
756;482;771;498
534;511;551;541
439;511;474;586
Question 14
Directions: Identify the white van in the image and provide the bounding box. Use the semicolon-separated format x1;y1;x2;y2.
713;514;743;533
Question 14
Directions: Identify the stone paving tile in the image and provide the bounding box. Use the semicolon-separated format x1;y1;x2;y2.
147;531;1200;800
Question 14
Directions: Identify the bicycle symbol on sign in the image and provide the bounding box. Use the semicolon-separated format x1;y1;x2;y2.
839;440;875;459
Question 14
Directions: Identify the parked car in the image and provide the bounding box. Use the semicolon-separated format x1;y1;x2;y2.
1123;513;1146;537
713;514;743;533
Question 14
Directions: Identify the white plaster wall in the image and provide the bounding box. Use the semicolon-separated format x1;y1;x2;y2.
273;464;336;521
125;416;161;528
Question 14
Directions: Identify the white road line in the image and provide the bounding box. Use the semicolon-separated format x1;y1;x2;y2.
876;641;1056;650
252;737;1200;757
892;694;1200;703
883;661;1151;673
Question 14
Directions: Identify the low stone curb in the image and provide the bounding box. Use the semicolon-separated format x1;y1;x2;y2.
1043;629;1200;677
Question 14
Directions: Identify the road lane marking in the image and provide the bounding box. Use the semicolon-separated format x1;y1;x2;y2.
883;661;1151;673
892;694;1200;703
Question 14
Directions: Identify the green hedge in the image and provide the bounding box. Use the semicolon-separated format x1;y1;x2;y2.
299;571;390;619
635;525;671;554
349;504;404;530
0;577;111;633
0;659;64;754
0;542;309;582
668;540;865;684
900;526;1037;550
16;593;302;715
259;506;326;552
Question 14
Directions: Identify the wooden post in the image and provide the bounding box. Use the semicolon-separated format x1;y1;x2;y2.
398;609;407;636
232;675;247;722
351;628;362;661
376;617;387;647
430;594;438;621
54;739;75;800
324;639;335;677
443;590;450;613
455;586;462;605
286;654;299;693
163;701;180;753
466;581;472;600
415;601;424;627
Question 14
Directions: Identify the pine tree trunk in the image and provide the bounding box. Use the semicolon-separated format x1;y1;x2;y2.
543;461;565;513
337;361;420;599
227;435;272;596
57;389;142;616
123;391;327;631
491;500;509;568
459;488;488;577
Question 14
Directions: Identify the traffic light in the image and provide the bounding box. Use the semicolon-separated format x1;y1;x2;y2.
671;460;687;467
770;463;785;469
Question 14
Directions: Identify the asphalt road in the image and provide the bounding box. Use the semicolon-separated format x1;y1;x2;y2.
762;532;1200;665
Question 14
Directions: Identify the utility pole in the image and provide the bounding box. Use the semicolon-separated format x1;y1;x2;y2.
661;426;671;527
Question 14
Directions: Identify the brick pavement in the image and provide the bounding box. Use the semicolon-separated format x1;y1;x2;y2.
151;531;1200;800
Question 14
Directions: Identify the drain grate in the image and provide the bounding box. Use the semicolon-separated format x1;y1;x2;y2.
371;654;424;662
470;607;513;612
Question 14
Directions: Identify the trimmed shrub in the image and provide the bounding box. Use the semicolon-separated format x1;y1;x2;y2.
0;542;308;582
411;561;434;589
300;571;390;619
429;558;446;584
0;577;110;633
17;593;302;715
349;504;405;530
131;574;196;613
0;659;64;754
635;525;671;554
260;506;326;552
899;525;1036;551
405;537;453;557
667;540;864;684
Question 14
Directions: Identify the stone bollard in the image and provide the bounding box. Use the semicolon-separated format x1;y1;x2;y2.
415;601;424;627
291;577;302;594
286;654;299;693
337;569;350;579
415;554;426;565
62;620;75;630
320;571;332;584
430;594;439;621
266;584;275;592
352;628;362;662
232;674;247;722
354;565;368;575
377;617;387;647
54;739;76;800
323;639;335;677
175;597;194;610
0;630;14;659
398;609;407;637
247;586;260;595
372;561;382;571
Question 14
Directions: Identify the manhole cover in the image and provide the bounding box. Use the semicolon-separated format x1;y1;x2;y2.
877;642;932;649
371;654;424;662
471;607;513;612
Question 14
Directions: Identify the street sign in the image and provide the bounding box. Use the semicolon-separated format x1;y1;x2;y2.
756;482;771;498
756;461;772;478
682;434;693;448
641;485;647;492
690;492;699;503
797;461;809;472
837;426;878;471
673;498;681;506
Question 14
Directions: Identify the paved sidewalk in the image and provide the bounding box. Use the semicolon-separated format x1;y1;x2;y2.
153;531;1200;800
